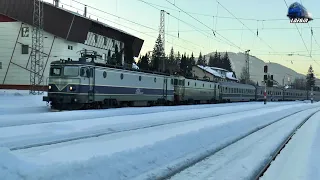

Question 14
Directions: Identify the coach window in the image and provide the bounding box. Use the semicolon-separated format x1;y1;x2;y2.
103;71;107;78
154;78;157;83
22;44;29;54
120;73;124;80
195;82;196;86
139;76;142;81
174;79;178;85
203;83;204;87
94;34;98;43
188;82;190;86
171;79;173;85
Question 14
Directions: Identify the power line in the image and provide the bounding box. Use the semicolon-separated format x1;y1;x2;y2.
136;0;242;51
140;1;320;21
163;0;244;51
61;1;202;52
216;0;276;53
141;27;320;33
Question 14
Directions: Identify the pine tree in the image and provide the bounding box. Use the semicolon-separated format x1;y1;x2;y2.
203;55;207;66
151;35;165;71
213;51;220;68
190;52;196;66
197;52;205;66
208;55;215;67
180;53;188;76
222;52;232;71
138;53;150;70
306;65;315;90
185;54;193;78
168;47;175;65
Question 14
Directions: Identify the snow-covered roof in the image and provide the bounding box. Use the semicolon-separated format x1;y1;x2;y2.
197;65;222;77
226;72;238;81
209;66;229;72
132;63;139;69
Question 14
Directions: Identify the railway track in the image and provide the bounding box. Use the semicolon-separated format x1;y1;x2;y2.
153;107;320;180
253;109;318;180
0;101;293;128
7;103;296;151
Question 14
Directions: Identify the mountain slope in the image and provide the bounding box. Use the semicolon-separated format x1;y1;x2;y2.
204;52;306;86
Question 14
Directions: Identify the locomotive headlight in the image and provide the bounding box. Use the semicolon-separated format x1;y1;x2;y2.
69;86;75;91
48;85;52;90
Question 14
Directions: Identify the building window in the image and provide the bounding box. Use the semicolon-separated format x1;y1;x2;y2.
21;44;29;54
21;27;29;37
94;34;98;43
68;45;73;50
102;53;107;60
112;40;115;47
108;50;111;57
103;37;107;46
0;62;2;69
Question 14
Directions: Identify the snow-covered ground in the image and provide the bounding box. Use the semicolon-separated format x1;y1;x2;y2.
260;111;320;180
170;107;320;180
0;89;319;180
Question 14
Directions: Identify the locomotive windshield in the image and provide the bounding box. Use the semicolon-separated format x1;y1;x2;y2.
64;66;79;77
50;67;61;76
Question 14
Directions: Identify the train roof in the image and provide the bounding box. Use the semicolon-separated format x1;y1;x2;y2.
50;59;172;77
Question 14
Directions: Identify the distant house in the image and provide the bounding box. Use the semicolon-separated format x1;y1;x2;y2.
192;65;239;82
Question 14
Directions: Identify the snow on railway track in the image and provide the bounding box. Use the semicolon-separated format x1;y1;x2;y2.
0;103;307;150
0;101;299;127
259;110;320;180
0;103;319;180
169;107;320;180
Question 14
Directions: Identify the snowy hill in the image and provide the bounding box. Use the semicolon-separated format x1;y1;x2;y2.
204;52;307;86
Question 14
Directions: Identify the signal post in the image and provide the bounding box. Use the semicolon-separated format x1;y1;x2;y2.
263;65;268;104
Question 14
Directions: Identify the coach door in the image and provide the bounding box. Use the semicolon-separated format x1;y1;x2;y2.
87;67;95;102
163;78;168;100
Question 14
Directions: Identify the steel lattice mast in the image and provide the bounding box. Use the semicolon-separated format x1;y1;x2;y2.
30;0;45;95
160;10;165;71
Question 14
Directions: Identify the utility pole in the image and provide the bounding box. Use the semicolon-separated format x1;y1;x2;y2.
30;0;44;95
245;50;250;84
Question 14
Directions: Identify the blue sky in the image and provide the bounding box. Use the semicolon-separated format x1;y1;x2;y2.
47;0;320;76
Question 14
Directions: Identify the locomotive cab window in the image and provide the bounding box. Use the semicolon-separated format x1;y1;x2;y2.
64;66;79;77
50;67;61;76
80;67;87;77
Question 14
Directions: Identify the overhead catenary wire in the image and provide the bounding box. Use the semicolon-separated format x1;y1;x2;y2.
216;0;277;53
136;0;244;51
162;0;244;52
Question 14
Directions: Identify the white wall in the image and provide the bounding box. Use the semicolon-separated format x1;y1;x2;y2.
0;21;125;86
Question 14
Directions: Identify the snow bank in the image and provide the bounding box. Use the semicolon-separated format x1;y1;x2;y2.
2;103;319;180
0;90;47;109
